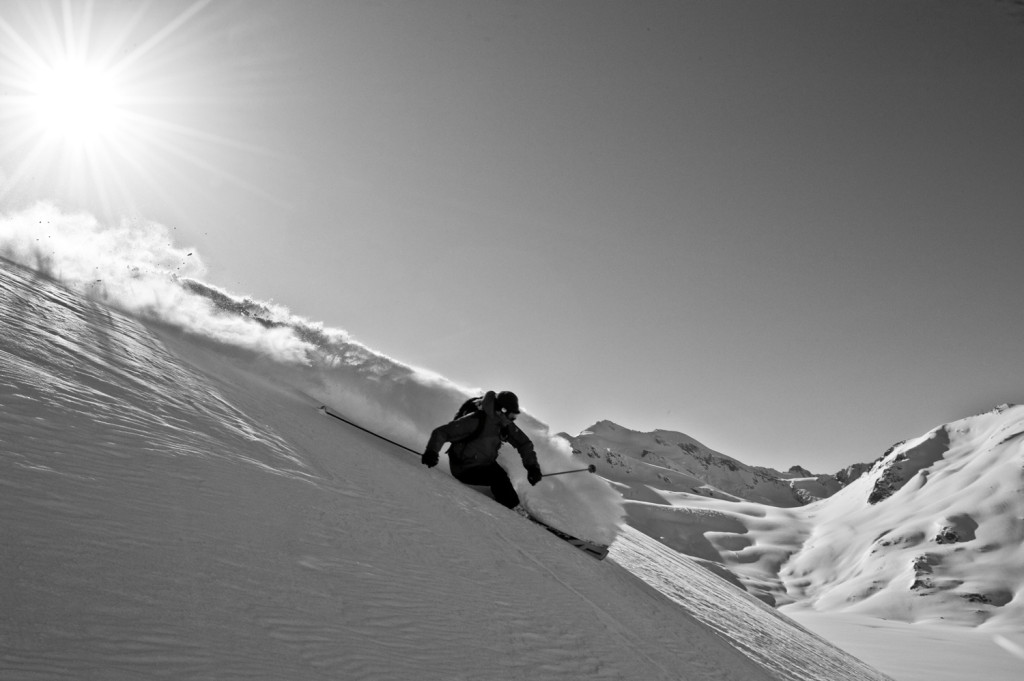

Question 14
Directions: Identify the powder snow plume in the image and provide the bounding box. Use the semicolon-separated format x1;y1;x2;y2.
0;203;623;543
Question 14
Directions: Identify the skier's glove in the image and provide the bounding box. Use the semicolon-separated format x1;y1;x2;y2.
421;450;439;468
526;465;543;486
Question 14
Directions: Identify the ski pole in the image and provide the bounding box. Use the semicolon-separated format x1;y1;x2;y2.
317;405;420;457
542;465;597;478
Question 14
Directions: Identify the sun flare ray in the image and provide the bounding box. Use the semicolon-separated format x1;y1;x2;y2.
111;0;213;77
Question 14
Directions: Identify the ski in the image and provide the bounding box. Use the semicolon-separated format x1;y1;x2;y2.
526;515;610;560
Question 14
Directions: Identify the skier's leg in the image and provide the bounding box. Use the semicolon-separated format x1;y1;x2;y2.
486;464;520;509
454;464;520;509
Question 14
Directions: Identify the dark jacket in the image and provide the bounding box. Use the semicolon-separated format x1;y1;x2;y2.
425;391;538;477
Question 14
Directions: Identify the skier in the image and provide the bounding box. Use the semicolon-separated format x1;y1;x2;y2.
421;390;543;509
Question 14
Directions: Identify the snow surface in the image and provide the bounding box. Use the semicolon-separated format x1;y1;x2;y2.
0;251;891;679
4;206;1021;679
782;609;1024;681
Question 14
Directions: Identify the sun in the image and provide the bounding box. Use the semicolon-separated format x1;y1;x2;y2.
0;1;179;212
0;0;269;219
29;58;124;146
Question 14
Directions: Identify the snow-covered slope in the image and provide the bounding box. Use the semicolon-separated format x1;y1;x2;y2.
0;204;624;547
784;407;1024;628
0;257;890;680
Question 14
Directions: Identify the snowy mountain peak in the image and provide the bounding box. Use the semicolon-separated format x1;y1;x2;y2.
579;420;721;455
579;419;632;437
568;419;841;507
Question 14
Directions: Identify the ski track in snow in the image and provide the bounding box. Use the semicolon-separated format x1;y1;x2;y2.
610;526;891;681
1;259;891;680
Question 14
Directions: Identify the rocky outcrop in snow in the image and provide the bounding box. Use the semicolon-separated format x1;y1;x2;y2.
866;427;951;504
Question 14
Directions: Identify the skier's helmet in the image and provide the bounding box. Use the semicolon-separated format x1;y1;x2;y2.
496;391;520;417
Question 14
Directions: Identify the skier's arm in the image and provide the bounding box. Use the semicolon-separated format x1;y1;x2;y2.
506;424;541;482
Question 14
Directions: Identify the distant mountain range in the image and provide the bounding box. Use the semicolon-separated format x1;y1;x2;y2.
559;419;872;507
560;406;1024;628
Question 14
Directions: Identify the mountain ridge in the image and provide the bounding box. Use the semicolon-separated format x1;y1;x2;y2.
561;419;856;507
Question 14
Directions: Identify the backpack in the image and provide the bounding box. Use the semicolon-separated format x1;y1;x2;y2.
454;397;482;421
452;396;488;443
451;395;512;444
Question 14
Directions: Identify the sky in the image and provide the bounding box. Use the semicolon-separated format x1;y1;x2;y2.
1;0;1023;472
